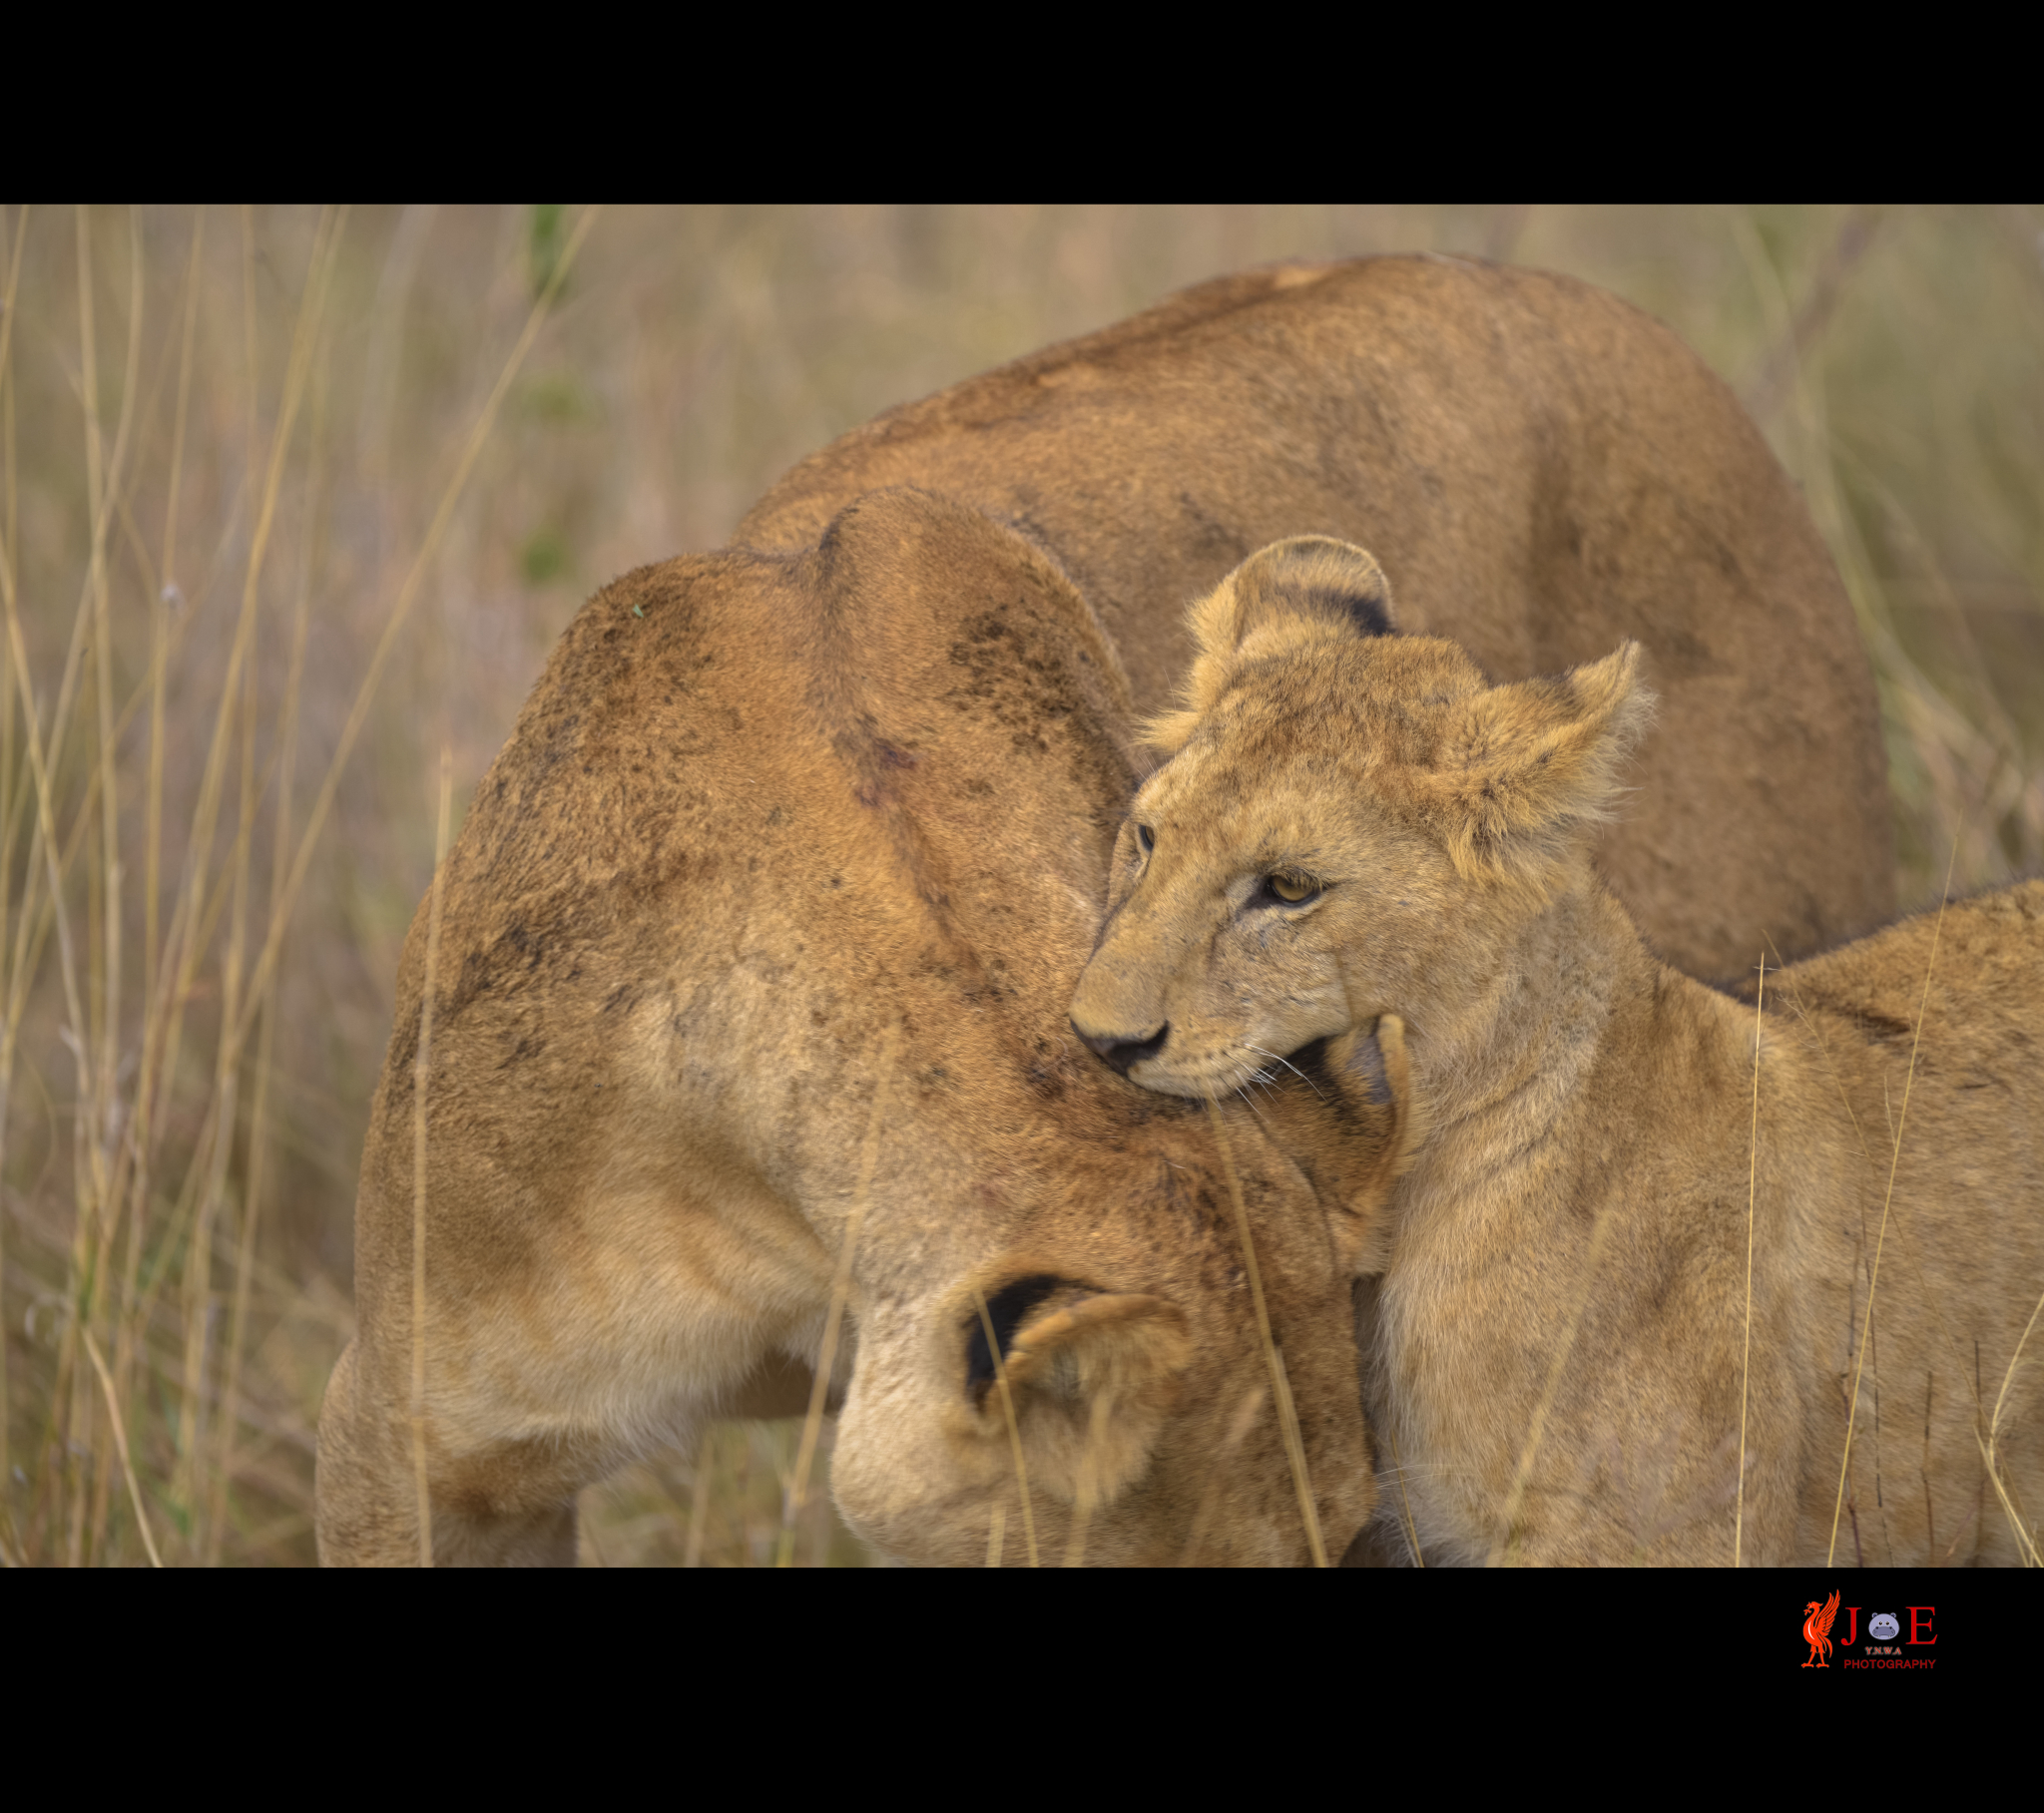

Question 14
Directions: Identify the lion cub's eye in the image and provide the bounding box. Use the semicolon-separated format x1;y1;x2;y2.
1264;872;1319;905
1134;823;1156;856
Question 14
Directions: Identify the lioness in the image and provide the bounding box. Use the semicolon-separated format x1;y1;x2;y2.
316;494;1406;1566
746;256;1895;982
1071;538;2044;1566
318;258;1898;1564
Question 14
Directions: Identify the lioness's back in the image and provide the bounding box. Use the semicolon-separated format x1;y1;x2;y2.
742;256;1892;980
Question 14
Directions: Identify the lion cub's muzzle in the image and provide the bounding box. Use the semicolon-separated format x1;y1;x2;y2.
1070;1016;1169;1078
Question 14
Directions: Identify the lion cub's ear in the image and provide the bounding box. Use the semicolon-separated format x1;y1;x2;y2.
1147;537;1395;755
1420;642;1657;889
958;1275;1191;1506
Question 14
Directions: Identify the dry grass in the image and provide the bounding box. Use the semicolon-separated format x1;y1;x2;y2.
1206;1093;1327;1567
1;205;2039;1567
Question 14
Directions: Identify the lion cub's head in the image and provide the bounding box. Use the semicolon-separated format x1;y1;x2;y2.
1069;536;1654;1102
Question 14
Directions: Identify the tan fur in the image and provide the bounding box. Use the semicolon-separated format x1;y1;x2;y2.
315;494;1403;1566
745;255;1895;981
319;256;1900;1563
1073;539;2044;1565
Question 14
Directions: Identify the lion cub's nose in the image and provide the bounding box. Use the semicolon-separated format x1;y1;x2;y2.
1071;1018;1170;1077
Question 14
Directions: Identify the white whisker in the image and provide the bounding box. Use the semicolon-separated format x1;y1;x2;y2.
1247;1044;1325;1101
1239;1059;1278;1099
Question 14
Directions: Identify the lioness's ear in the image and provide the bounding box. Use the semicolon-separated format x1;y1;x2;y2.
959;1275;1190;1505
1146;537;1395;755
1422;643;1657;887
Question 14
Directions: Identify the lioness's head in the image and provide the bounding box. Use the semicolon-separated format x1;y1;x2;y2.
1069;536;1654;1102
608;497;1421;1567
822;1019;1419;1568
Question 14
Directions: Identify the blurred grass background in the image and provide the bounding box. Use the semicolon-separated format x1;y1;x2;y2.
0;204;2038;1567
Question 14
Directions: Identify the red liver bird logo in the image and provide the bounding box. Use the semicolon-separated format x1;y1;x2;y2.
1801;1590;1841;1667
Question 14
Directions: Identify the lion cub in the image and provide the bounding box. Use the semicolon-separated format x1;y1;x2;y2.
1071;537;2044;1566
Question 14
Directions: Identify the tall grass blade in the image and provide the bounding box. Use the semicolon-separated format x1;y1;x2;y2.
1205;1093;1327;1568
779;1014;897;1567
1828;832;1959;1565
1735;953;1765;1566
409;744;453;1567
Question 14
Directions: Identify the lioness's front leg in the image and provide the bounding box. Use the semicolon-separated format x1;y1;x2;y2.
315;1336;592;1566
315;1104;839;1567
315;1318;826;1566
